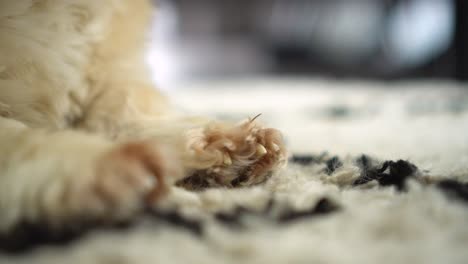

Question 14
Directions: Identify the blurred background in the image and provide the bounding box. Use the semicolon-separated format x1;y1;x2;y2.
147;0;468;88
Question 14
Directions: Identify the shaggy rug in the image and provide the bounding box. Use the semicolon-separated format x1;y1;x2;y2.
1;78;468;264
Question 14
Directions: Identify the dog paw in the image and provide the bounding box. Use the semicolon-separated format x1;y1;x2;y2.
178;116;287;190
58;141;183;224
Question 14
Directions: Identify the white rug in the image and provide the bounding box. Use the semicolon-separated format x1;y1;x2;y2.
2;78;468;264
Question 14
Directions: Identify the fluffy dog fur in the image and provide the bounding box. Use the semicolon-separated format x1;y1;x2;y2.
0;0;286;233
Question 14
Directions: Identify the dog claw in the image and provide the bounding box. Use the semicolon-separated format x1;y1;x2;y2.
223;154;232;166
271;143;280;152
256;144;267;156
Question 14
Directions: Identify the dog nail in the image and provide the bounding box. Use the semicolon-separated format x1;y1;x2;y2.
256;144;267;156
272;143;280;152
223;154;232;166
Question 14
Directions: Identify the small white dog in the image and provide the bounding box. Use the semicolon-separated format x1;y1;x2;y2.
0;0;286;232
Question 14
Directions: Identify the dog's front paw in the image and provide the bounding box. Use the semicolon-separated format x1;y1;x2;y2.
90;141;183;217
48;141;183;226
178;117;287;190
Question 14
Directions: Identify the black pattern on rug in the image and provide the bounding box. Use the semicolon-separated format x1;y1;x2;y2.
0;197;340;254
353;155;419;191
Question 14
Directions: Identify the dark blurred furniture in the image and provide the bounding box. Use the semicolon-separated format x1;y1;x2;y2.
165;0;467;81
454;0;468;80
